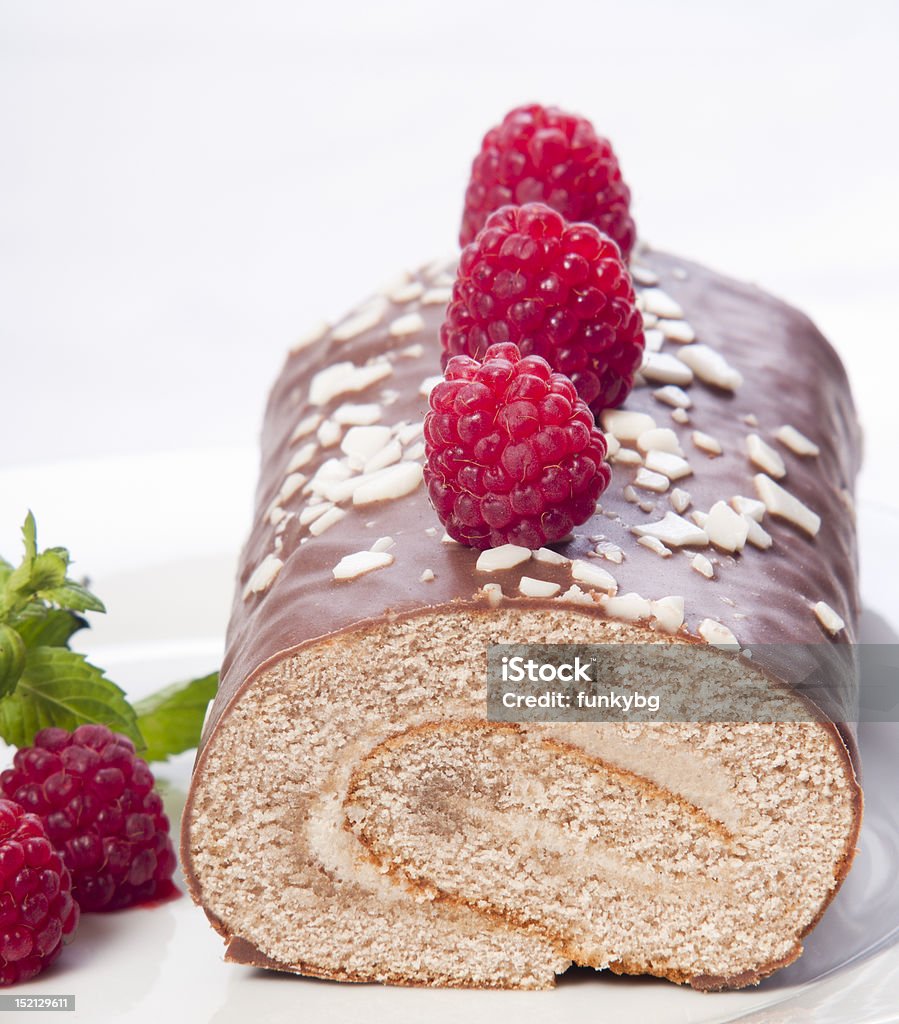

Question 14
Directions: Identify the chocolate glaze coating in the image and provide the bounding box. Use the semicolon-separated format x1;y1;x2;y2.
198;250;862;759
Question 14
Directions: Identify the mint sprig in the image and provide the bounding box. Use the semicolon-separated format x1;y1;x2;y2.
0;513;218;758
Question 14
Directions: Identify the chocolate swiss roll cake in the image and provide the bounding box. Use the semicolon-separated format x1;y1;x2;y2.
181;249;862;990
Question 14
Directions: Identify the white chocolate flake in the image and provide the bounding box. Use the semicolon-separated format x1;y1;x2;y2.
651;595;685;633
243;555;283;598
332;297;389;342
747;433;786;478
353;462;423;505
519;576;562;598
730;495;766;522
389;312;425;338
637;427;684;456
309;506;347;536
659;319;696;344
601;592;652;622
317;420;342;448
421;287;453;306
290;415;323;443
476;544;531;572
571;560;618;594
705;500;749;552
641;287;683;319
334;403;382;426
637;535;672;558
388;280;424;304
634;468;670;493
332;550;394;581
291;321;329;353
653;385;692;409
678;345;743;391
691;553;715;579
670;488;692;513
601;409;657;442
634;512;708;547
813;601;845;635
533;547;571;566
341;425;392;462
753;474;821;536
776;424;820;457
698;618;739;648
309;360;393;406
642;352;694;386
644;450;692;480
692;430;723;456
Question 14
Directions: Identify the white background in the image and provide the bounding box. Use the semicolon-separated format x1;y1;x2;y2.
2;0;898;483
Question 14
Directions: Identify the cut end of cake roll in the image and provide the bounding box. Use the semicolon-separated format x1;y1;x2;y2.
183;608;861;990
182;249;863;990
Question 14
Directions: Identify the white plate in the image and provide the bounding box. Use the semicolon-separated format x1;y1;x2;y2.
1;455;898;1023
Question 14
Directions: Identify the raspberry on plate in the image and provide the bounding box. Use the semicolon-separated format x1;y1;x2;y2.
442;202;645;413
1;725;177;913
424;341;611;549
461;103;636;259
0;798;79;987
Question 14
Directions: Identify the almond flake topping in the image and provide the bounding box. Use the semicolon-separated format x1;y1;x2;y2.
670;488;692;513
419;375;444;397
533;547;571;566
601;592;652;622
776;424;820;457
631;265;659;286
754;474;821;536
730;495;766;522
332;297;389;342
637;427;684;456
634;512;708;547
640;287;684;319
243;555;283;599
292;321;329;353
286;443;317;472
705;500;749;552
388;312;425;338
601;409;657;442
290;414;323;443
309;360;393;406
678;345;743;391
571;560;618;594
476;544;531;572
659;319;696;344
692;430;722;456
481;582;503;606
388;280;424;303
671;408;690;425
634;468;669;493
746;433;786;478
341;425;392;462
653;385;692;409
698;618;739;648
309;506;347;536
353;462;423;505
332;550;394;580
420;569;436;582
637;535;672;557
333;403;382;426
421;287;453;306
813;601;845;635
519;576;562;598
651;596;685;633
644;450;692;480
691;553;715;578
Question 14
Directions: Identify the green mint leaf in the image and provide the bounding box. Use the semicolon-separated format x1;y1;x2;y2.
0;624;27;698
31;550;68;592
0;647;143;749
14;608;88;649
134;672;218;762
21;512;37;563
39;582;106;614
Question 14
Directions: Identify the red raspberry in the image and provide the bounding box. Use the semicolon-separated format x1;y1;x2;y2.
0;798;79;987
424;342;611;549
461;103;636;259
442;203;644;413
1;726;177;913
